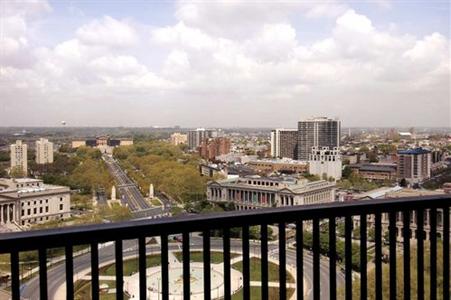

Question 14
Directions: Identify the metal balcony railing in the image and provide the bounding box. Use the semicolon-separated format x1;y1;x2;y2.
0;195;449;300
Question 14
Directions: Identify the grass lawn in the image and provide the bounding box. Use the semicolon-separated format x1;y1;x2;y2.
231;287;295;300
74;280;129;300
99;254;161;276
173;251;239;264
232;257;295;283
150;198;161;206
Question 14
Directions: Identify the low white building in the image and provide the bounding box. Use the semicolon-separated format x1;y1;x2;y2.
207;175;336;210
308;147;342;180
0;178;71;226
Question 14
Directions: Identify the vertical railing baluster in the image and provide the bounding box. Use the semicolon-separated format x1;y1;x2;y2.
313;218;320;300
115;240;123;300
375;213;382;300
242;225;250;300
417;209;424;300
65;245;74;300
430;208;437;300
138;237;147;300
389;212;397;300
203;230;211;300
10;251;20;300
329;218;336;300
402;211;410;300
161;235;169;300
279;222;287;300
261;224;268;300
39;248;48;300
91;242;99;300
183;232;190;299
360;214;367;300
345;216;352;300
223;228;231;300
296;220;304;300
443;206;450;300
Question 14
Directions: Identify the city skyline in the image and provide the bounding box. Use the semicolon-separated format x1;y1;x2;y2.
1;0;450;127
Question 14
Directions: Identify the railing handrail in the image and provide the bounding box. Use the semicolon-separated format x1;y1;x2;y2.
0;194;450;252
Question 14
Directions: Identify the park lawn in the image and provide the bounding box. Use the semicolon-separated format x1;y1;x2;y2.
99;254;161;276
231;287;295;300
150;198;161;206
173;251;239;264
232;257;295;283
74;280;129;300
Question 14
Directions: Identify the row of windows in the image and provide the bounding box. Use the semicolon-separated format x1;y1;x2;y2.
21;204;65;216
22;199;49;206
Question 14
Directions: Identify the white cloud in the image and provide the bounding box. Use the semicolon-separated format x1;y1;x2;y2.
1;2;449;127
76;16;138;48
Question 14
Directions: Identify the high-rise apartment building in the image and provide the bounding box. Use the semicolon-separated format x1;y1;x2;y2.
187;128;215;150
170;133;188;146
297;117;341;160
397;148;431;184
10;140;28;175
308;147;342;180
36;138;54;164
270;129;298;159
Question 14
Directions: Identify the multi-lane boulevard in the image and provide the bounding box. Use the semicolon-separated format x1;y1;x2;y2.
21;235;345;300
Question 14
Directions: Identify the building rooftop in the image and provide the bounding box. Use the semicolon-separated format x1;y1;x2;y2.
398;147;430;155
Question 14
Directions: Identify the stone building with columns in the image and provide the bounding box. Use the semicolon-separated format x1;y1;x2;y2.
0;178;71;226
207;176;336;210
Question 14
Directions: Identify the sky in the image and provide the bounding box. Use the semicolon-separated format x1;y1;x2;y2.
0;0;450;128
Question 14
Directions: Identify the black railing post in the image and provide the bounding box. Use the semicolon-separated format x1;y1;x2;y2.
389;212;397;300
443;206;450;300
313;218;320;300
296;220;304;300
138;237;147;300
223;228;231;300
38;248;48;300
261;224;269;300
279;222;287;300
203;230;211;300
329;218;336;300
10;251;20;300
417;209;424;300
375;213;382;300
183;232;190;299
161;235;169;300
242;225;250;300
91;242;99;300
402;211;410;300
115;240;123;300
345;216;352;300
430;208;437;300
360;214;367;300
65;245;74;300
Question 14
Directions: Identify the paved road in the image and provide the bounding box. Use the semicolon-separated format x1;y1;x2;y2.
21;236;344;300
103;155;175;219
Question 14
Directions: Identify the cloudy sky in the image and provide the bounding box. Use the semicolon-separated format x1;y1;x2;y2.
1;0;449;128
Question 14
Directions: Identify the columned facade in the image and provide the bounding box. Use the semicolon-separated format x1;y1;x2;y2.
207;176;336;211
0;203;17;224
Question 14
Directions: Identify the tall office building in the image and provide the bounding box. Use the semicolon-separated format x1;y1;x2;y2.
36;138;54;164
10;140;28;175
187;128;215;150
397;148;431;184
270;129;298;159
297;117;341;160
